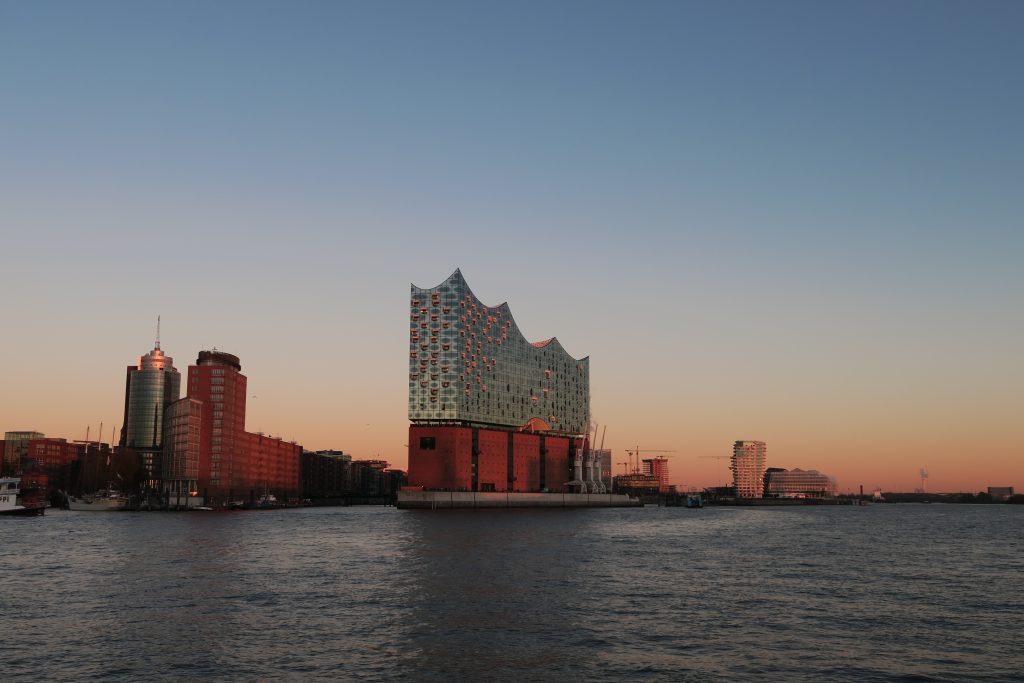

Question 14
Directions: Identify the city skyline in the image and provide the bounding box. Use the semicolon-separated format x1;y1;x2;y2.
2;1;1022;492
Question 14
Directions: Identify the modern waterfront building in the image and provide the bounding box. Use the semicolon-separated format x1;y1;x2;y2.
408;268;589;432
352;460;406;498
162;397;202;507
642;456;671;493
301;450;353;499
762;467;785;496
165;350;301;506
731;440;766;498
406;269;602;496
188;350;247;498
121;330;181;487
763;468;836;498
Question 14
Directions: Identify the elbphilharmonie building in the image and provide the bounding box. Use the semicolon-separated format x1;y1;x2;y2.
406;269;597;494
409;268;589;434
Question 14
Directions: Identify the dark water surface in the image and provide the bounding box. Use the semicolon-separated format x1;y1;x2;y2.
3;504;1022;681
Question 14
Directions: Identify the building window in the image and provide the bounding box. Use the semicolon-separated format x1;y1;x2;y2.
419;437;436;450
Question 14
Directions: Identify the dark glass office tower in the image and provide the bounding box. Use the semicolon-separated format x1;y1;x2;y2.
122;328;181;487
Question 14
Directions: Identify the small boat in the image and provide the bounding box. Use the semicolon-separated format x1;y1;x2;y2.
685;494;704;508
0;477;46;516
68;488;128;511
256;493;278;509
224;500;246;510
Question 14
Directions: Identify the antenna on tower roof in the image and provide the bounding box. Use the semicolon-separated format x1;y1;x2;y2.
155;315;161;349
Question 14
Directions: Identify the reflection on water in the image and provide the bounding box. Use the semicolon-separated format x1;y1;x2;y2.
2;505;1021;681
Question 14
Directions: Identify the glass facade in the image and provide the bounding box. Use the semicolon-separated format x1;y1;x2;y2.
764;468;837;498
125;347;180;450
409;269;589;434
162;397;201;493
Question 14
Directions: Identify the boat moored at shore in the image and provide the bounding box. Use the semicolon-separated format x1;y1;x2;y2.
0;477;46;516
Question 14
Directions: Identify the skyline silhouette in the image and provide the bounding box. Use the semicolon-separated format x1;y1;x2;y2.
2;1;1021;491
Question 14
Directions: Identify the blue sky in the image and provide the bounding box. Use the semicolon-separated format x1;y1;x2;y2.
2;1;1021;489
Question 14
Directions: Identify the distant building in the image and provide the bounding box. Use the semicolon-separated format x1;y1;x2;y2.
764;468;837;498
988;486;1014;501
731;440;766;498
301;450;352;499
351;460;406;497
762;467;786;497
642;456;670;493
386;469;409;495
244;431;301;501
613;473;660;497
24;438;81;496
594;448;612;492
3;431;45;475
121;333;181;487
406;270;592;494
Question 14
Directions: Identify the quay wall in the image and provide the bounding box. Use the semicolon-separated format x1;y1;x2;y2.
397;491;641;509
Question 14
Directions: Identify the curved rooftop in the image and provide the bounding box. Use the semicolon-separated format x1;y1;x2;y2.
411;268;588;363
409;269;589;434
197;350;242;372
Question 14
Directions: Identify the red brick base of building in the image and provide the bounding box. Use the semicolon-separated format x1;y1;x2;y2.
408;424;585;493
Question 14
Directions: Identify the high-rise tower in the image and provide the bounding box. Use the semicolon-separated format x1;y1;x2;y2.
122;320;180;486
731;440;766;498
163;349;300;508
187;350;247;499
642;456;671;493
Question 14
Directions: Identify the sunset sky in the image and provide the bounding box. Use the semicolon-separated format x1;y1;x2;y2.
2;1;1021;492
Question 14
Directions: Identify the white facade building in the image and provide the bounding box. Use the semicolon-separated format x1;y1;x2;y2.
731;440;766;498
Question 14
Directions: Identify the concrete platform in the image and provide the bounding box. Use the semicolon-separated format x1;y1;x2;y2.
397;490;642;509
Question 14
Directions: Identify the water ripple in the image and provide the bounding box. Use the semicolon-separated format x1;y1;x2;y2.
2;505;1022;681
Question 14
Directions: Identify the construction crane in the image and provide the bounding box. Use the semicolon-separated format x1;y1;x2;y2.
624;447;676;474
618;462;630;476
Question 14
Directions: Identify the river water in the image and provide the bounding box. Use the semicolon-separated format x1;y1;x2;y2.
3;504;1021;681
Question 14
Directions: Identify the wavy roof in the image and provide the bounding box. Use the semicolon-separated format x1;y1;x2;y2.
412;268;588;363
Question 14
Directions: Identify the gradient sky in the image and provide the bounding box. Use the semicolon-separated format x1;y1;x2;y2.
2;1;1021;492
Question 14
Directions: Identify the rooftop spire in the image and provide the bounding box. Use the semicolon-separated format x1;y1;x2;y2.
155;315;161;350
